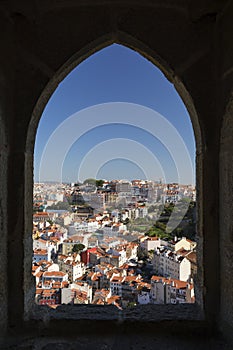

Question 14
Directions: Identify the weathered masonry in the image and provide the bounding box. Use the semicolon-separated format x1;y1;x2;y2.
0;1;233;349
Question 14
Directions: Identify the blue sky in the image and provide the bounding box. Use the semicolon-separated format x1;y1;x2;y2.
34;44;195;184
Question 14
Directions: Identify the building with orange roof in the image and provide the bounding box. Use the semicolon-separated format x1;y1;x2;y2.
33;212;51;222
92;288;111;305
110;276;124;296
35;288;61;306
42;271;68;288
150;275;194;304
139;236;162;254
174;237;196;252
71;282;93;304
33;248;48;263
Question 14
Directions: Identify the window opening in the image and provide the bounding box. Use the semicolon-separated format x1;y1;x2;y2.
33;44;197;310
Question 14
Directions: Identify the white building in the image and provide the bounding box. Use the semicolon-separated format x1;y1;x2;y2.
174;237;196;252
106;247;128;266
63;215;73;226
150;276;194;304
33;238;47;251
58;257;86;282
140;237;161;253
152;248;191;282
137;288;151;305
110;276;124;296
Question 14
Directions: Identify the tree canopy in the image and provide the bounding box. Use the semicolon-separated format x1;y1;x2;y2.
145;201;196;240
83;178;96;186
96;179;104;188
72;243;85;253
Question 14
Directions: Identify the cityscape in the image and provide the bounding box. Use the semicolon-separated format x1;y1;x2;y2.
32;179;197;309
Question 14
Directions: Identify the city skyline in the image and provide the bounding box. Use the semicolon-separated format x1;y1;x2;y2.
33;180;196;308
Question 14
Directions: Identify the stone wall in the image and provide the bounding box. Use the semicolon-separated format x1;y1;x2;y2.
0;1;233;348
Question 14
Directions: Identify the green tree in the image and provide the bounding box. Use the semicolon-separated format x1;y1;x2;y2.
83;178;96;186
96;179;104;188
72;243;85;253
145;220;172;240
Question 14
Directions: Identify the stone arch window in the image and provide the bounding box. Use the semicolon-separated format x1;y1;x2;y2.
33;42;198;309
1;2;232;346
24;35;204;327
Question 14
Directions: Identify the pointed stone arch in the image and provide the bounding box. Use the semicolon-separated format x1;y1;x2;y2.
25;31;203;322
2;2;228;344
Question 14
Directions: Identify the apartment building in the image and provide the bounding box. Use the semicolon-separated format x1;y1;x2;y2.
150;276;194;304
152;248;191;282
